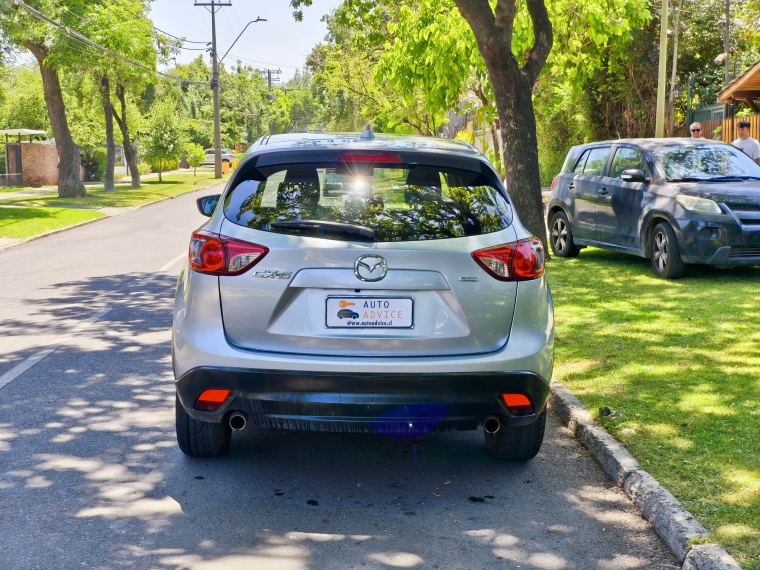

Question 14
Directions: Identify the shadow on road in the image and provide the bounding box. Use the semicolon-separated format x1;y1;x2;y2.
0;272;677;569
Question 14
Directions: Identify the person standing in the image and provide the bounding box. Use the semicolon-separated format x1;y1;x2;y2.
689;122;704;138
732;121;760;165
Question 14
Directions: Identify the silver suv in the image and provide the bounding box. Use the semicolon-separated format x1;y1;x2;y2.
173;132;554;461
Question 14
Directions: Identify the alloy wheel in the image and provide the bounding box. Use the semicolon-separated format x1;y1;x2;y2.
653;230;668;272
551;218;567;252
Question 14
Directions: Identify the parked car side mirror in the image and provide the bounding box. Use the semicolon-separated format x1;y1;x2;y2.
621;169;648;183
197;194;221;217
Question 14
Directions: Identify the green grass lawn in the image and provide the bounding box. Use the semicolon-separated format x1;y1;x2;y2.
2;172;227;209
547;248;760;568
0;207;104;240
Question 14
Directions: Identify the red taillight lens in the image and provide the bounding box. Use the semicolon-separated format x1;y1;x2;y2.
550;176;557;192
188;231;268;276
502;394;534;416
195;389;230;411
472;238;545;281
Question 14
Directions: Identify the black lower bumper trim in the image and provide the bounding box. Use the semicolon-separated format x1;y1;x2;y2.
175;367;551;433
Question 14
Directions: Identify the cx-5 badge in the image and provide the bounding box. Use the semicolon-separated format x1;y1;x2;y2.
354;255;388;282
253;270;292;279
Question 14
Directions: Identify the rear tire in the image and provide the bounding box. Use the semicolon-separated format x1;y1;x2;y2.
549;211;581;258
484;408;546;461
176;395;232;457
650;221;685;279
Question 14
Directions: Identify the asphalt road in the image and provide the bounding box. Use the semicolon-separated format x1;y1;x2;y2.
0;188;677;569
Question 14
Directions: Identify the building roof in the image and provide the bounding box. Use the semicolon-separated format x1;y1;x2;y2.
717;60;760;110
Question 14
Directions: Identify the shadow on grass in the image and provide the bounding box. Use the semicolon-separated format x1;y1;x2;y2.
547;247;760;567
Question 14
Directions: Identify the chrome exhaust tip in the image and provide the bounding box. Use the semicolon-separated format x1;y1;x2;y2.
229;412;247;431
483;416;501;435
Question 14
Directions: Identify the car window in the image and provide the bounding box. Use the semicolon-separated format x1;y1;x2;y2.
572;150;589;174
562;148;582;174
649;143;760;181
609;148;648;178
582;147;610;176
223;161;512;242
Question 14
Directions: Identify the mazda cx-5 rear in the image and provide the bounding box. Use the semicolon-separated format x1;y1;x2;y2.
173;132;554;461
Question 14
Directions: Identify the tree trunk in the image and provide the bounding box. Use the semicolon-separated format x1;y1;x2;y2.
453;0;553;251
491;62;547;247
158;159;163;183
98;74;116;192
25;41;85;198
113;82;141;188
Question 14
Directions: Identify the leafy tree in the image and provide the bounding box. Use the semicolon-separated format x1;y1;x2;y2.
186;142;205;176
142;97;183;182
307;3;448;136
0;64;50;133
68;0;156;190
159;57;271;148
0;0;87;196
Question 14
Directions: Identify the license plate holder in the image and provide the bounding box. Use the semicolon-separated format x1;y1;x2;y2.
325;297;413;328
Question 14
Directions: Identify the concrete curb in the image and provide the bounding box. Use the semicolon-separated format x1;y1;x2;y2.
0;183;223;253
548;382;742;569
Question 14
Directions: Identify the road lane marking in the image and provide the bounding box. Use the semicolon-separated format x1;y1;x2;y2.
0;251;186;391
0;307;112;390
159;251;187;272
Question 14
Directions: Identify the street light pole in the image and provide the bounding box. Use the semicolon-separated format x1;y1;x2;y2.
655;0;669;138
195;0;231;179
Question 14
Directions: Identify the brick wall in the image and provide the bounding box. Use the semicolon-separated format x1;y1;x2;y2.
20;142;58;187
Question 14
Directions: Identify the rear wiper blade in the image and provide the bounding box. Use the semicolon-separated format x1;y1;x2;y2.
270;220;376;241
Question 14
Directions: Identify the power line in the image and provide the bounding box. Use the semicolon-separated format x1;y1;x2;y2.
88;0;208;45
6;0;209;85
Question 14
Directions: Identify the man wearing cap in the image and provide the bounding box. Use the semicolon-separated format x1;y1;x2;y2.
689;122;704;138
732;121;760;165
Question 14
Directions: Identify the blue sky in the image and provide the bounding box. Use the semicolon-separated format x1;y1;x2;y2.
150;0;342;80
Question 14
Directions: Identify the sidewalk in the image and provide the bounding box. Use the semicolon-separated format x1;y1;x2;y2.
0;168;204;201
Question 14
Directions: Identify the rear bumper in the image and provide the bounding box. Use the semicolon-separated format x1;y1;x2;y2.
176;367;550;433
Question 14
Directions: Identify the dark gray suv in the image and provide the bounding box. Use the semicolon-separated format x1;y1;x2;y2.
547;138;760;278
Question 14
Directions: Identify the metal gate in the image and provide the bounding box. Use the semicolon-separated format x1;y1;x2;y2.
1;143;23;187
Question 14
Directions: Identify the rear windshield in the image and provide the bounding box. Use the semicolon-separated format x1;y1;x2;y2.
223;161;512;242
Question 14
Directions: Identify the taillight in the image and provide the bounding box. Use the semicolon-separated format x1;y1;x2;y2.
472;238;545;281
550;176;557;192
188;230;268;276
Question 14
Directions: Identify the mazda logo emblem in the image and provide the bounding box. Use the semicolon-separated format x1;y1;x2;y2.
354;255;388;282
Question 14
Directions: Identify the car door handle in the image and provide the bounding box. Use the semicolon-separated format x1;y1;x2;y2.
568;183;575;189
598;188;609;196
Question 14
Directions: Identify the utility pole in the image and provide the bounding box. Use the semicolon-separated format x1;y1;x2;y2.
655;0;669;138
257;68;281;90
195;0;231;179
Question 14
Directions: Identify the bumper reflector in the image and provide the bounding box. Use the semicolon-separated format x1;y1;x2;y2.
195;389;230;411
502;394;534;416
